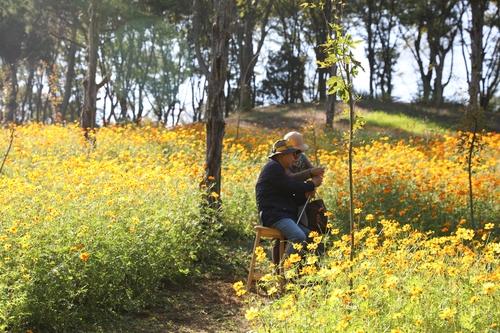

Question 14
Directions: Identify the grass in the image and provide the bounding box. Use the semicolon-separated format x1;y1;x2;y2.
357;110;448;136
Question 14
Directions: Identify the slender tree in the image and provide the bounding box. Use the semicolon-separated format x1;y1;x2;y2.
314;0;362;289
477;3;499;110
197;0;232;207
81;0;98;135
236;0;274;112
0;15;24;123
60;20;79;120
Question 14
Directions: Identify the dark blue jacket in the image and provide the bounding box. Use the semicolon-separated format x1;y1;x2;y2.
255;159;315;227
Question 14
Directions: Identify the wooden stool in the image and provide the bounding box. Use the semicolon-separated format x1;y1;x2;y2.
247;226;285;290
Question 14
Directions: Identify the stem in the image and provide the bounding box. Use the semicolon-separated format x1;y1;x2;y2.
467;115;477;229
310;108;320;166
235;110;241;141
0;128;15;175
346;63;355;290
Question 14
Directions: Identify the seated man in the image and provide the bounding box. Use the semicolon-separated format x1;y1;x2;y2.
255;139;323;256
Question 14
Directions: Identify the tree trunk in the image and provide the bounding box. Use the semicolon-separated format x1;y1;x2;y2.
309;0;330;102
469;0;486;108
42;63;54;123
432;51;445;105
20;61;35;123
81;0;98;135
379;0;397;101
61;23;78;120
366;0;375;99
35;66;44;122
325;0;338;128
415;25;434;103
325;64;337;127
137;86;144;124
118;95;127;120
238;8;254;112
3;62;18;123
237;0;273;112
204;0;231;207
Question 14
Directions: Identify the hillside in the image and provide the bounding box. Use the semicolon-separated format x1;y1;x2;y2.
225;101;500;136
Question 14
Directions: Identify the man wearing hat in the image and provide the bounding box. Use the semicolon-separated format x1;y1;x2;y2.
255;139;323;256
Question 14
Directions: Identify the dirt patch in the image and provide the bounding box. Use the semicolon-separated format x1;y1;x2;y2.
226;103;326;131
114;279;250;333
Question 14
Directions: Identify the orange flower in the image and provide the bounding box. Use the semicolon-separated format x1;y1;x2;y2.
79;252;90;262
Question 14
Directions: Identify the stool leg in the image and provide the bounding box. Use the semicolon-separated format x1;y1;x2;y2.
279;237;285;275
272;239;284;275
272;239;280;266
247;232;261;291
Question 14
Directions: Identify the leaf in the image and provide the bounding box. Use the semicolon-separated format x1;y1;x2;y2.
326;76;346;96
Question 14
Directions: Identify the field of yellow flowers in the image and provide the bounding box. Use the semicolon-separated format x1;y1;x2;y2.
0;122;498;332
237;221;499;332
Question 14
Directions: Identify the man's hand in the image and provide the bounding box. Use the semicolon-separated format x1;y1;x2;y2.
310;167;325;177
311;175;323;187
304;190;316;199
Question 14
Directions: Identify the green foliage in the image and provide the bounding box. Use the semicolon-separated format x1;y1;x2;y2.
318;23;363;103
260;43;306;104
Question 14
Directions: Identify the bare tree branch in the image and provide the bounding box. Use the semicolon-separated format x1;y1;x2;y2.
193;0;210;77
0;128;15;175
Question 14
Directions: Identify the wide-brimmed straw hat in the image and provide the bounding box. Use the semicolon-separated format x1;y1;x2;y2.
268;139;301;158
284;131;309;151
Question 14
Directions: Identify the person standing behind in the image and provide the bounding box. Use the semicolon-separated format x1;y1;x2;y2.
284;131;325;181
255;139;323;256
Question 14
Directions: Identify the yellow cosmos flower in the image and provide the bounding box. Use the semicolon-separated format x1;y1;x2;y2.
309;231;320;238
484;223;494;230
482;282;496;295
409;286;423;298
232;281;246;296
267;286;278;295
438;307;456;321
288;253;302;264
365;214;375;221
456;228;474;240
255;246;266;262
306;255;318;265
384;276;399;289
307;243;318;251
469;296;480;304
245;307;259;321
285;270;296;279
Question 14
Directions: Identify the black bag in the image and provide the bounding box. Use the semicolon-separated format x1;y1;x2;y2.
300;199;328;234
